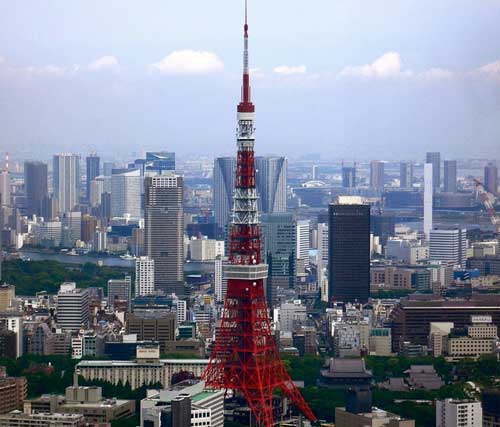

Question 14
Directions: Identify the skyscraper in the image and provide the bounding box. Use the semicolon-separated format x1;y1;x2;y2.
426;152;441;191
400;161;413;190
110;168;142;219
342;166;356;190
328;202;370;303
0;171;10;207
370;161;385;191
86;154;100;203
260;213;296;306
24;161;48;217
484;163;498;195
144;174;184;296
443;160;457;193
53;153;80;213
296;219;310;270
255;156;287;213
424;163;433;239
213;157;235;235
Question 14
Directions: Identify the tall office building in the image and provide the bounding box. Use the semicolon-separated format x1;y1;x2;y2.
135;256;155;297
342;166;356;190
24;161;48;217
53;153;80;213
370;161;385;191
296;219;310;271
255;156;287;214
429;227;467;267
107;276;132;311
0;285;15;311
102;162;115;177
443;160;457;193
56;282;90;332
400;161;413;190
110;168;142;219
426;152;441;191
213;157;235;235
89;175;111;208
61;211;82;246
484;163;498;195
86;154;100;202
145;174;184;296
424;163;433;239
0;171;10;207
328;202;370;303
260;213;297;306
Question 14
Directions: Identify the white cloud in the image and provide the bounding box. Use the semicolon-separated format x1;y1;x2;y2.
474;60;500;76
339;52;402;78
88;56;119;71
273;65;307;75
150;50;224;75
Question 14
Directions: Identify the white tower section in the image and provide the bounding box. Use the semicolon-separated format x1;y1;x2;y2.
424;163;434;240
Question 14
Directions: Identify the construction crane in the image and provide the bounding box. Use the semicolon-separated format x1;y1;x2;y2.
474;178;500;234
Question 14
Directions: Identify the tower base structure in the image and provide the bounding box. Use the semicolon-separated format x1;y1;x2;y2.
203;276;317;427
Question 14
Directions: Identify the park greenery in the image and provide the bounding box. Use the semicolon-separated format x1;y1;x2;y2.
2;259;132;295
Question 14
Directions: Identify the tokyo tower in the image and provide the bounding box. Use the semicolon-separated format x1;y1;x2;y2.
202;2;317;426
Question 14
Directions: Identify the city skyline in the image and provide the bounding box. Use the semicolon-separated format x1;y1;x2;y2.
2;1;500;159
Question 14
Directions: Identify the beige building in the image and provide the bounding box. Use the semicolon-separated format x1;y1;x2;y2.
335;407;415;427
0;285;15;312
431;317;499;359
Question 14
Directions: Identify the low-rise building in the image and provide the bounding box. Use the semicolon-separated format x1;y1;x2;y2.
436;399;482;427
0;411;85;427
77;347;208;390
140;380;224;427
335;407;415;427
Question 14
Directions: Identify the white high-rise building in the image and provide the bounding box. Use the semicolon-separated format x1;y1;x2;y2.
317;222;329;278
296;220;310;269
436;399;482;427
174;299;187;323
61;211;82;246
53;153;80;214
429;228;467;267
255;156;287;214
213;157;236;234
135;256;155;297
424;163;433;239
111;168;142;219
214;256;227;303
56;282;90;332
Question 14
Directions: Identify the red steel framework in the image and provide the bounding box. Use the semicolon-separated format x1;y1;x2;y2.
202;2;317;426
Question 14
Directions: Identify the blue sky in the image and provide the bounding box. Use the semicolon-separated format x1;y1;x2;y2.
1;0;500;160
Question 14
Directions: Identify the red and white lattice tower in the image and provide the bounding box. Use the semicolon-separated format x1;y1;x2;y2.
202;2;317;426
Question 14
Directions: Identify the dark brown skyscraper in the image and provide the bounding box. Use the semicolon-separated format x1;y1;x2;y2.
24;161;48;216
144;174;184;296
328;202;370;303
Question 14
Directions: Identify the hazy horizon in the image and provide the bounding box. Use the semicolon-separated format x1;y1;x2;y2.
2;0;500;160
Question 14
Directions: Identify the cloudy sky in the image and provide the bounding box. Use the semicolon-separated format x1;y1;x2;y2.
1;0;500;160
